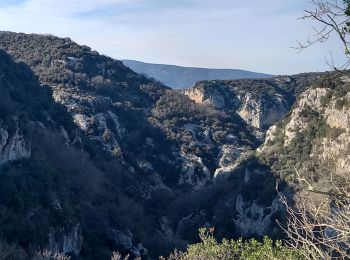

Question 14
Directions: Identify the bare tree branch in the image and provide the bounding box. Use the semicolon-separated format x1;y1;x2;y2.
277;168;350;259
294;0;350;69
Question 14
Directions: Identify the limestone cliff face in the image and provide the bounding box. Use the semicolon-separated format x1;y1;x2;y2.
214;144;249;178
324;92;350;128
317;132;350;177
260;73;350;179
184;74;322;137
283;88;328;146
231;73;350;241
315;90;350;177
184;86;227;108
179;152;211;190
0;123;31;165
234;195;282;237
54;84;125;156
238;92;289;131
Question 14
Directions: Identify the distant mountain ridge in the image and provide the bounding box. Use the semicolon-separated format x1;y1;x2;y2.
122;59;273;89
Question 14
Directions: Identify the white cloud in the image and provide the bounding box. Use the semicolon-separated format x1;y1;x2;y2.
0;0;347;74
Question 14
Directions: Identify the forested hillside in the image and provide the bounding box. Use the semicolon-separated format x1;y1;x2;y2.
0;32;347;259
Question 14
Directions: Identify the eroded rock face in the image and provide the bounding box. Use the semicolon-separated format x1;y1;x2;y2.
283;88;328;146
260;74;350;179
54;87;126;157
184;74;322;141
324;92;350;129
179;153;211;190
160;216;174;239
178;76;323;184
317;132;350;176
184;87;226;108
176;211;207;237
234;195;282;237
214;144;244;178
264;125;278;144
0;125;31;165
316;91;350;177
238;92;289;130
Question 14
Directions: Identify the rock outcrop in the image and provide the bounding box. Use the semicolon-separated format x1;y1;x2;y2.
259;72;350;181
238;92;288;131
184;74;322;140
184;86;226;108
234;195;283;237
214;144;246;178
283;88;328;146
0;124;31;165
179;152;211;190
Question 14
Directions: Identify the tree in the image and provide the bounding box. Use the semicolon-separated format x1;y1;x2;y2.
286;3;350;256
296;0;350;68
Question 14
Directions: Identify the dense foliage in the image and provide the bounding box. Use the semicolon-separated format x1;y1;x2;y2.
0;31;166;108
163;229;302;260
0;31;342;260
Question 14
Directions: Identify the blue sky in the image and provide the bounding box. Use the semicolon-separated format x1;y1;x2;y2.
0;0;347;74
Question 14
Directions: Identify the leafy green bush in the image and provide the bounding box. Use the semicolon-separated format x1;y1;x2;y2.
163;228;302;260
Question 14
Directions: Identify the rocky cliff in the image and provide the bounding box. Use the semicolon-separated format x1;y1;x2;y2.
258;72;350;188
0;123;31;165
184;75;323;139
0;32;342;259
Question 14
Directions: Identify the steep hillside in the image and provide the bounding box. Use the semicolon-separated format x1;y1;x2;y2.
184;74;324;140
258;72;350;187
0;33;184;258
0;32;332;259
0;49;77;166
0;50;95;257
193;71;350;211
122;59;272;89
0;32;263;192
182;71;350;258
0;48;174;259
0;31;171;180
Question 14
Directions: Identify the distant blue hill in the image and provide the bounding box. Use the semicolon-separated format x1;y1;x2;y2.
122;59;273;89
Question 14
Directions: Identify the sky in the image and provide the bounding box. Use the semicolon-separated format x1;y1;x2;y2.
0;0;348;75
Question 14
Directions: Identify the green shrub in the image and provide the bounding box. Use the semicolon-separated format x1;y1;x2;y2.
163;228;303;260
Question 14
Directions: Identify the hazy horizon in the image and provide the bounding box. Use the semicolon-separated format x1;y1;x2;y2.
121;59;274;73
0;0;347;75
